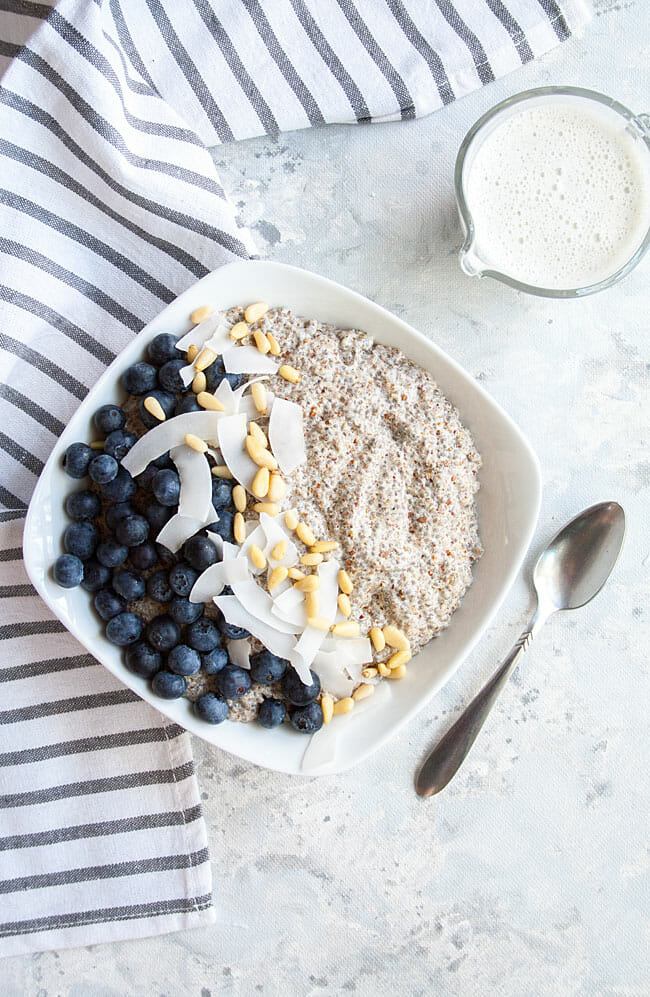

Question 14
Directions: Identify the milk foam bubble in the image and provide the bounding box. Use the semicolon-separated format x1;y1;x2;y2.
464;103;650;289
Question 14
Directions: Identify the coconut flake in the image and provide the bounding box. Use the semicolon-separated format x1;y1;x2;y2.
203;323;234;357
206;530;224;558
268;397;306;475
214;595;296;660
231;580;301;634
319;637;373;665
288;560;339;681
310;652;357;699
121;412;223;476
189;556;249;603
179;362;196;388
258;512;298;566
223;345;278;375
271;586;308;628
217;412;259;494
239;524;267;574
227;638;251;671
156;514;204;553
170;444;212;523
175;312;224;353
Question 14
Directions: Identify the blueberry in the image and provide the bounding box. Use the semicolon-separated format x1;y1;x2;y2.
53;553;84;588
122;362;157;395
138;390;176;430
100;467;136;502
145;501;172;533
167;644;201;676
146;614;181;652
169;595;203;625
215;665;251;700
186;618;221;652
147;569;173;603
94;588;126;621
129;542;158;571
151;670;186;699
88;453;118;485
125;642;162;678
211;478;233;510
152;452;173;469
113;568;145;601
168;562;198;598
290;701;324;733
216;372;243;391
63;442;93;479
249;650;288;685
174;395;201;415
152;469;180;507
155;543;177;568
96;539;128;568
183;535;218;572
80;559;111;592
104;429;137;461
135;464;159;490
203;358;225;392
193;693;229;724
158;358;187;393
212;510;234;543
258;698;287;729
147;332;179;366
114;514;149;547
93;404;125;435
105;502;134;532
201;646;228;674
64;521;98;560
217;618;250;640
281;667;321;706
64;489;101;522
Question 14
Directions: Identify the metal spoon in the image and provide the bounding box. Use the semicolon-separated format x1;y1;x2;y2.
415;501;626;798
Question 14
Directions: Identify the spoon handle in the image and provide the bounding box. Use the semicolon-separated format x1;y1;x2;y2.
415;609;548;797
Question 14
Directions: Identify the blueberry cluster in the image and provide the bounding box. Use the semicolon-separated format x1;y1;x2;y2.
53;331;322;733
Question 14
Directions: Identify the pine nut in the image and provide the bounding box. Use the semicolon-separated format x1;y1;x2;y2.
271;540;287;562
387;664;407;680
377;661;391;678
229;321;249;341
352;683;374;702
251;381;267;415
143;395;166;422
311;541;339;553
332;697;354;716
337;593;351;617
287;567;305;581
192;371;207;394
387;649;411;669
267;473;286;503
253;329;271;354
89;440;104;450
321;694;334;724
187;344;199;362
304;591;319;618
294;575;321;593
307;616;329;631
233;512;246;544
382;625;410;652
370;627;385;652
252;466;270;498
232;484;246;513
300;552;323;567
244;301;269;323
285;510;299;531
184;433;207;453
361;667;378;679
212;465;234;478
268;565;288;591
253;502;279;516
195;346;217;371
279;364;301;383
250;544;266;571
249;421;268;447
190;305;212;324
330;621;360;637
197;391;226;412
267;332;281;356
296;522;316;546
338;569;353;594
245;436;278;470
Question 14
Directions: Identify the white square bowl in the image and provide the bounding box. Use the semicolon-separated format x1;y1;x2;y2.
23;260;541;776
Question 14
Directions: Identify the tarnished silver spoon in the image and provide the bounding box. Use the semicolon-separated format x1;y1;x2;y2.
415;501;626;798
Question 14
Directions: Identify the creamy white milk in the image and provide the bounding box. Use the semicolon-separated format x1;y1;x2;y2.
464;103;650;289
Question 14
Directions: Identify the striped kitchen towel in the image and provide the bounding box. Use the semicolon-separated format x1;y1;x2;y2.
0;0;590;957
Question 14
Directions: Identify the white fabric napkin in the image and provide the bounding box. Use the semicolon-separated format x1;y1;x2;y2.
0;0;591;957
